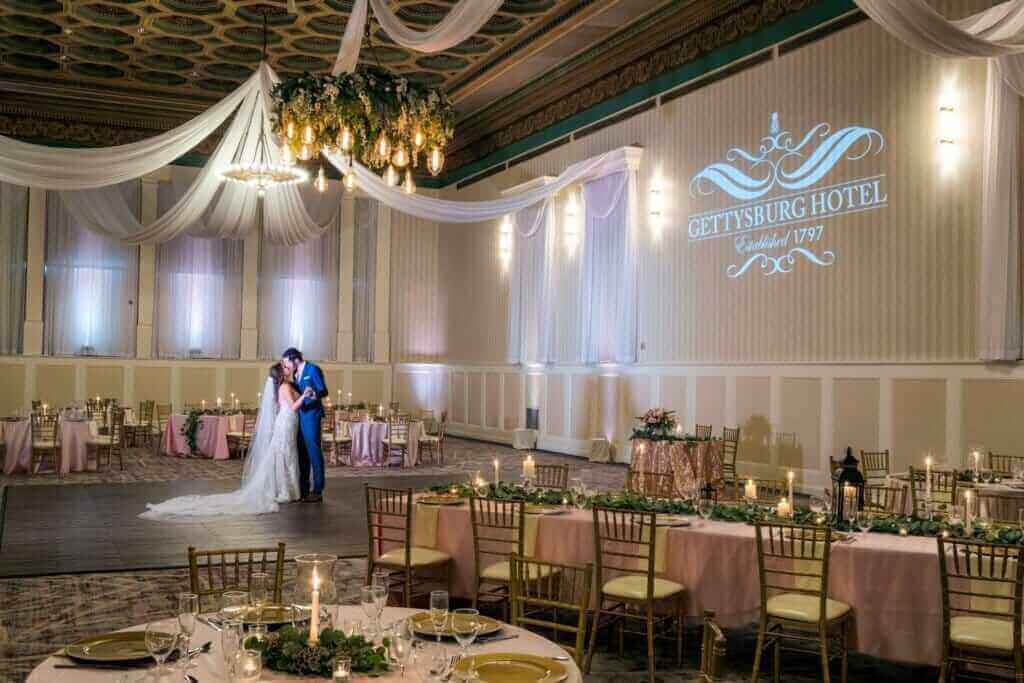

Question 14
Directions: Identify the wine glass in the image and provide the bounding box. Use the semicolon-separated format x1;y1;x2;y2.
573;487;589;512
429;590;449;643
250;572;270;626
220;590;248;622
359;586;376;621
372;567;389;589
389;620;414;677
697;498;714;526
451;608;481;680
221;620;244;678
177;592;199;670
372;585;387;626
145;621;179;676
854;511;872;537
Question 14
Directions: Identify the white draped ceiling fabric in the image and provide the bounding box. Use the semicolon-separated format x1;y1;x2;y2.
855;0;1024;360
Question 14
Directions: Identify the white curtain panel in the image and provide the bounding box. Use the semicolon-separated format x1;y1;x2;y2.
332;0;504;74
259;216;340;361
44;183;139;357
353;198;378;363
154;177;243;359
506;201;557;364
854;0;1024;359
578;171;638;364
0;182;27;354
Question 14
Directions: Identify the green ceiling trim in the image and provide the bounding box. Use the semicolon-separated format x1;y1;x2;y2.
437;0;859;189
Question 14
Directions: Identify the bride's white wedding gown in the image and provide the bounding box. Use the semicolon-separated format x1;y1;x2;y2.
140;378;301;520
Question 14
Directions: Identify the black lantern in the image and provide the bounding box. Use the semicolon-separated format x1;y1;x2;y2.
832;447;865;523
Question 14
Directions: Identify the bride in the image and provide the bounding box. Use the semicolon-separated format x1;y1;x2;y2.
141;363;308;520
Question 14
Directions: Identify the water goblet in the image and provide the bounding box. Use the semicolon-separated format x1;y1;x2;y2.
144;621;179;677
697;498;714;526
451;608;481;680
429;590;449;643
372;567;389;589
372;585;388;628
249;572;270;626
221;620;244;677
389;620;414;677
220;590;249;622
854;511;872;537
573;487;589;512
177;592;199;670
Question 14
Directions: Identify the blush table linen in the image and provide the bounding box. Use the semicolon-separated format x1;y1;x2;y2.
161;413;243;460
2;419;97;475
630;438;725;494
416;503;944;667
27;606;583;683
346;421;423;466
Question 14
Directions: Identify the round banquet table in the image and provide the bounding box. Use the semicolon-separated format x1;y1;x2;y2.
27;606;582;683
629;437;725;495
346;420;422;467
162;413;243;460
1;418;100;475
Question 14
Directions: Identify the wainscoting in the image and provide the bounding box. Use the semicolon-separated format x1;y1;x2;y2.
0;357;393;416
393;360;1024;493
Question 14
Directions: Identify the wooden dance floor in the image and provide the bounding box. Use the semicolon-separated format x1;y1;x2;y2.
0;473;452;577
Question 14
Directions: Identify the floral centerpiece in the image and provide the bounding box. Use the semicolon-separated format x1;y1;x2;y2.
247;626;389;677
630;409;681;442
271;69;455;182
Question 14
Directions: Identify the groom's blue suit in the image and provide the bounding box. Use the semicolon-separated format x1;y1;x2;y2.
294;362;328;497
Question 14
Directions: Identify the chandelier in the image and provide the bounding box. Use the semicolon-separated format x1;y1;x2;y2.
271;21;455;195
220;93;308;197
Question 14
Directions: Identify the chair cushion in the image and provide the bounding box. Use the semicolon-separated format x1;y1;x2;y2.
387;437;408;446
32;439;57;449
420;435;440;443
601;575;683;600
766;593;850;623
377;546;450;567
480;561;556;582
227;431;245;439
950;616;1018;652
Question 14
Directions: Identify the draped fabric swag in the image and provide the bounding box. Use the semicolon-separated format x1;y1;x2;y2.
353;198;378;363
855;0;1024;359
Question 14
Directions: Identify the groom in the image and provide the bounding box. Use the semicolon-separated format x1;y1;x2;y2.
281;348;329;503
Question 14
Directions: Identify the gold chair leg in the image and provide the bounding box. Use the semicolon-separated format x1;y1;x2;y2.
819;627;831;683
772;637;780;683
645;602;656;683
675;595;684;667
584;606;601;675
841;621;848;683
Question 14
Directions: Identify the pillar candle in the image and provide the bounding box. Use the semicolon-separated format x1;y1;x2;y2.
523;455;536;480
744;479;757;502
972;450;980;478
310;569;320;645
201;400;206;410
776;497;791;518
493;458;500;486
216;397;222;409
964;490;973;527
925;455;933;501
787;471;794;506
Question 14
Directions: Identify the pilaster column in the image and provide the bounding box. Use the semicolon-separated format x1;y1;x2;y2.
336;196;355;362
22;188;46;355
135;172;163;358
373;203;391;363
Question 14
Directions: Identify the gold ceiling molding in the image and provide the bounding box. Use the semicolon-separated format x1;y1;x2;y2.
446;0;821;175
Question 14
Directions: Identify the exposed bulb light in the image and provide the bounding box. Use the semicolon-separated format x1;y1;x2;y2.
385;164;399;187
564;193;579;252
413;128;425;151
427;147;444;176
315;166;328;193
392;146;409;168
344;169;356;191
280;144;296;167
285;120;296;141
499;214;513;269
301;123;316;146
298;144;314;161
402;170;416;194
338;126;353;152
376;133;392;159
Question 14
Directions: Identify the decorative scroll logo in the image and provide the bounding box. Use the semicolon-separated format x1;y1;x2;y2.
687;113;887;278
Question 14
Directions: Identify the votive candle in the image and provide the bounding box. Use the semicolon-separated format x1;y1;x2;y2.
964;490;973;527
216;397;222;409
776;497;792;518
201;400;206;410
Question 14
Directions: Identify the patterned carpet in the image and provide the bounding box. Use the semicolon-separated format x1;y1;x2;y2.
0;438;932;681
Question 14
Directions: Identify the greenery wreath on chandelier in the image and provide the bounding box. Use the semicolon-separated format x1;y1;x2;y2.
271;68;455;191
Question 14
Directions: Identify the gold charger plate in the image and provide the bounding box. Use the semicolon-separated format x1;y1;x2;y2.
525;505;565;515
240;605;304;626
455;653;568;683
409;612;502;638
419;495;465;506
64;631;159;663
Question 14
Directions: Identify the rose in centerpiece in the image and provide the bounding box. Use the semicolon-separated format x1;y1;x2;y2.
630;408;680;442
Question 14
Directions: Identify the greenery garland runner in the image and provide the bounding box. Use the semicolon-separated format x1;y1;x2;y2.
246;626;390;677
180;408;234;455
429;482;1024;545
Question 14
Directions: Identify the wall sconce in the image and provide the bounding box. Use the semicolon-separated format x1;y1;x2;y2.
564;193;579;253
937;86;960;174
649;182;664;240
498;215;513;271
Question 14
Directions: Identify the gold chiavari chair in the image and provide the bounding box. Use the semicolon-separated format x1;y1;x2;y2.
227;411;258;459
699;610;727;682
694;423;713;441
385;415;409;466
626;468;676;500
861;484;907;517
937;536;1024;681
93;407;126;471
187;543;286;614
31;400;42;412
152;403;172;455
470;497;529;620
365;486;451;606
30;412;60;477
974;490;1024;527
510;555;591;667
127;400;154;447
909;466;959;516
535;463;570;491
584;508;684;683
859;450;891;485
331;409;352;466
721;426;740;487
419;415;446;464
989;452;1024;478
751;522;851;683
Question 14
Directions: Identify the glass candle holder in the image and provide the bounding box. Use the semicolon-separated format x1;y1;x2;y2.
293;554;338;616
333;655;352;682
233;649;262;683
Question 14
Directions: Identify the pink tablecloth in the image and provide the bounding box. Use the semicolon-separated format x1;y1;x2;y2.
421;504;942;667
347;421;421;466
630;438;725;495
162;413;243;460
2;419;97;475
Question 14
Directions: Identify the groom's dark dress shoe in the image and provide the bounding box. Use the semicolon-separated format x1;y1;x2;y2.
302;493;323;503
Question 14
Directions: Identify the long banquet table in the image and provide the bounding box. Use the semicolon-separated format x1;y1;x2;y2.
411;500;943;667
27;606;583;683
